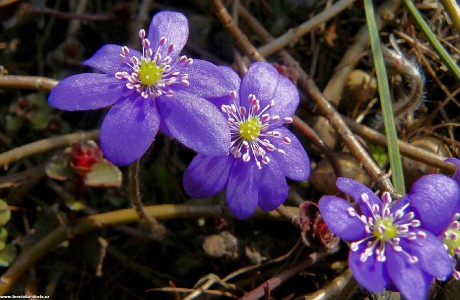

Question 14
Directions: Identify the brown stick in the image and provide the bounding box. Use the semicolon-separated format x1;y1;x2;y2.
240;252;329;300
0;75;58;91
0;130;100;168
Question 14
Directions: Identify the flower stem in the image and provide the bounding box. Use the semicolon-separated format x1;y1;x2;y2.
129;160;167;239
364;0;405;195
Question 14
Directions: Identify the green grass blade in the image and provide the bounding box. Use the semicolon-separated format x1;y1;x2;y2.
364;0;405;194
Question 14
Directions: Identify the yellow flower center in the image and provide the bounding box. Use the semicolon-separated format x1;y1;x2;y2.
239;117;262;141
374;217;398;241
138;60;162;86
443;229;460;256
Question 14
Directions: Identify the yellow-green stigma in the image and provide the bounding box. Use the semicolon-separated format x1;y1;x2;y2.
138;60;162;87
374;217;398;242
239;117;262;141
443;229;460;256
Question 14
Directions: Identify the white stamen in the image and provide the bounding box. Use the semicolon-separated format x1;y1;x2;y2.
114;30;193;100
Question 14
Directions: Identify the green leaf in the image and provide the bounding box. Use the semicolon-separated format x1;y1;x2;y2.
0;199;11;227
0;228;7;251
46;153;74;181
0;244;17;268
84;160;122;188
364;0;405;194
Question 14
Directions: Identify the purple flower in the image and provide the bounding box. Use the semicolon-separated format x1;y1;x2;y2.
48;11;232;166
183;62;310;220
421;158;460;280
319;177;453;300
446;157;460;184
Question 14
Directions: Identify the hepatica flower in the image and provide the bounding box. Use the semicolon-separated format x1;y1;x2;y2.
319;177;454;300
183;62;310;220
48;11;232;166
423;158;460;280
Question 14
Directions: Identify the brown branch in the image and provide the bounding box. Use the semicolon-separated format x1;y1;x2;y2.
344;117;456;173
24;4;113;22
322;0;402;106
304;269;353;300
212;1;265;62
240;251;329;300
0;75;58;91
0;130;100;168
257;0;356;57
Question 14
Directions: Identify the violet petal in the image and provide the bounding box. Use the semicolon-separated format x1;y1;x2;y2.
147;11;188;62
205;66;241;108
185;60;240;98
348;245;388;293
157;90;231;156
268;74;299;122
386;247;432;300
217;65;241;91
159;117;173;137
239;62;279;109
100;95;159;166
257;161;289;211
226;160;259;220
445;157;460;184
48;73;129;111
268;127;310;181
83;44;138;75
390;196;409;212
183;154;233;198
400;230;452;279
318;196;367;241
409;174;460;235
336;177;382;217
